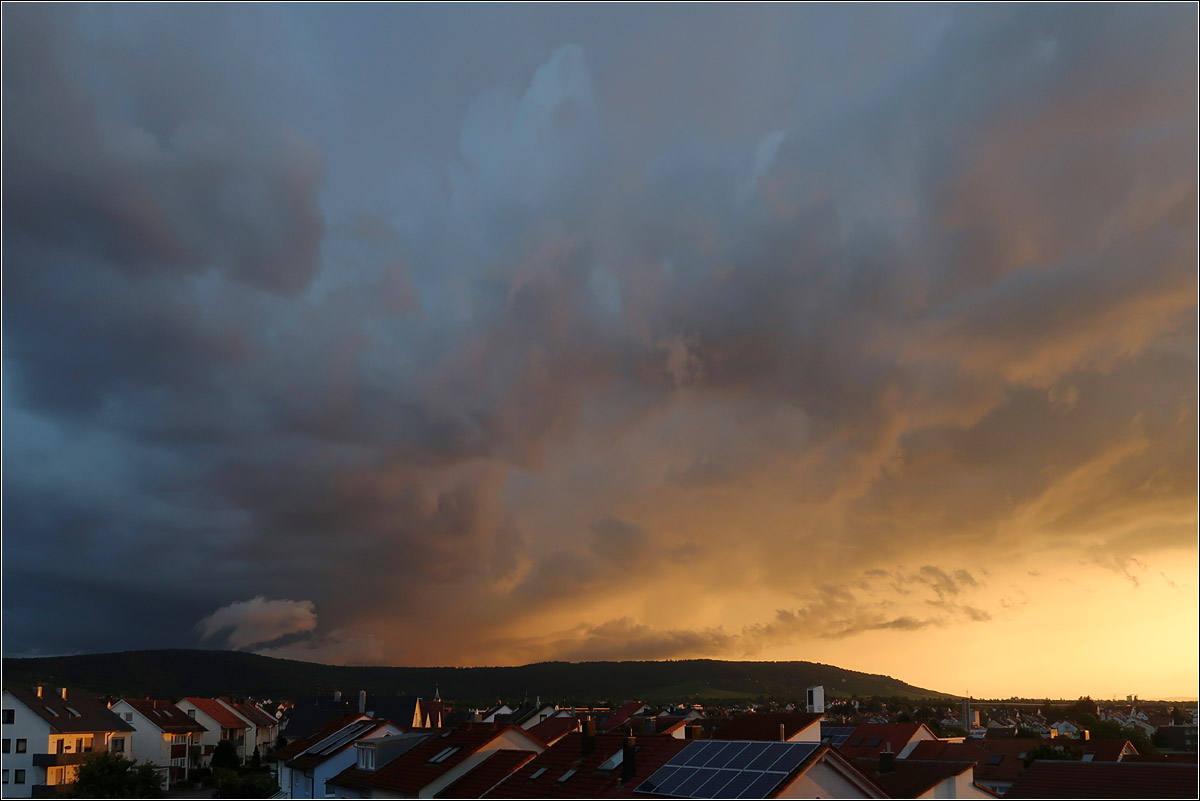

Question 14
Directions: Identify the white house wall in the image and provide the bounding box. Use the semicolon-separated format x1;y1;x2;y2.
2;690;50;799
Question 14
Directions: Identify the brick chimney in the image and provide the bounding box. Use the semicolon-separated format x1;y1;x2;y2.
60;687;68;700
779;723;787;742
582;718;596;757
621;736;637;783
879;743;895;774
359;690;367;715
36;686;44;698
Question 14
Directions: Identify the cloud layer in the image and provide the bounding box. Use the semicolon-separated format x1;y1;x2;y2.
2;4;1195;696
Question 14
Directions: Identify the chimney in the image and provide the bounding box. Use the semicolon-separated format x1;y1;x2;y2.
359;691;367;715
582;718;597;757
36;686;44;698
60;688;68;700
779;723;787;742
1080;729;1090;741
879;743;895;774
621;736;637;783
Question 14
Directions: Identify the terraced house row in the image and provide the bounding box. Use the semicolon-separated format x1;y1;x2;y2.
1;685;278;797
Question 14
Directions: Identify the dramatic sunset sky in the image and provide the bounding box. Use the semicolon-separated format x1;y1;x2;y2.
3;5;1196;700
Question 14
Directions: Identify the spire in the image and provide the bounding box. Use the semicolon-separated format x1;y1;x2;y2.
434;683;441;702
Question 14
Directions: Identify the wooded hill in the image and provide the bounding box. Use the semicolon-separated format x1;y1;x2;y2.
2;649;947;705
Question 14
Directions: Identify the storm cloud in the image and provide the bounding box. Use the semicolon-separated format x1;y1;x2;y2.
2;4;1195;696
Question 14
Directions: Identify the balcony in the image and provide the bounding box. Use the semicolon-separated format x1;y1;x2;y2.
32;752;91;768
31;785;74;798
170;744;188;760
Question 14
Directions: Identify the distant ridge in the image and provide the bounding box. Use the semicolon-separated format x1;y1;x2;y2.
1;649;947;703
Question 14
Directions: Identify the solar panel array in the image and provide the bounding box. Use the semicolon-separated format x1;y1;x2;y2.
820;726;856;748
306;720;380;756
634;740;820;799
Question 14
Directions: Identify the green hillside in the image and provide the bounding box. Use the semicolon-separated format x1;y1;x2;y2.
2;650;947;705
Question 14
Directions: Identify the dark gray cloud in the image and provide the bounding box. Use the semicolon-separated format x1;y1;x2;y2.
2;4;1194;668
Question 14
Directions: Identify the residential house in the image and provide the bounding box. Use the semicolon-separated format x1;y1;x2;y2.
853;753;995;799
1004;760;1198;798
274;714;402;799
837;723;939;760
215;697;279;760
326;722;546;798
176;697;252;765
1;685;135;798
109;698;207;788
712;712;824;744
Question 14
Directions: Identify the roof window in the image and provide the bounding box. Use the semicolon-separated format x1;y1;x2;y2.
429;746;460;764
43;707;59;717
529;768;547;780
557;769;577;783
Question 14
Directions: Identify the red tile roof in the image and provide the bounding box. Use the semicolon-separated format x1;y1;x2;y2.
272;715;372;764
220;698;277;728
185;697;251;730
1005;761;1199;798
329;723;539;796
528;716;581;745
486;732;688;798
601;702;648;733
837;723;936;759
435;749;538;798
711;712;823;742
122;699;208;735
857;757;975;798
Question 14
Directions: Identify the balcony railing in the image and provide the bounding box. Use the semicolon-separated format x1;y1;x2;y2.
31;784;74;798
32;752;90;768
170;744;188;760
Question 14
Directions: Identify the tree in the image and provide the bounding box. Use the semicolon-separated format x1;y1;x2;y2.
251;745;261;768
1022;743;1082;768
73;751;164;798
211;739;239;771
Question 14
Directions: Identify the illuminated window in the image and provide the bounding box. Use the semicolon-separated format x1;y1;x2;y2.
16;739;26;753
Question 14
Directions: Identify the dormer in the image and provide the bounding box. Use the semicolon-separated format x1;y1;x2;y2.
356;742;377;771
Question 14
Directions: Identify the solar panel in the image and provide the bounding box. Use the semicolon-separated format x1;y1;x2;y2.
765;742;818;774
736;772;786;799
637;766;679;794
745;742;789;771
678;741;721;767
821;726;856;748
704;742;748;769
715;771;758;798
634;741;820;798
694;768;740;799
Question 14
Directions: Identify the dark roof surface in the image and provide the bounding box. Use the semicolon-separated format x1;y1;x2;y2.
837;723;935;759
435;749;538;798
122;699;208;734
6;687;134;734
711;712;823;743
1005;761;1199;798
856;757;975;798
528;716;581;744
487;731;688;798
329;723;539;796
273;714;372;764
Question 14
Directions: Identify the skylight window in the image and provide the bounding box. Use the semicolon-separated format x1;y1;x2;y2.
557;769;577;783
866;737;882;748
429;746;460;764
43;707;59;717
987;754;1004;766
529;768;547;780
597;750;625;771
65;708;81;718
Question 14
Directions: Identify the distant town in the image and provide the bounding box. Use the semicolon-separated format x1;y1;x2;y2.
2;677;1197;799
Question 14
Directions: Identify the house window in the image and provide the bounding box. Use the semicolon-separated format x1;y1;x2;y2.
16;739;26;753
2;770;7;784
529;768;547;780
2;710;12;724
124;713;133;722
187;709;195;718
14;770;25;785
65;707;81;718
357;747;375;771
112;738;125;753
557;769;577;783
2;739;8;753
